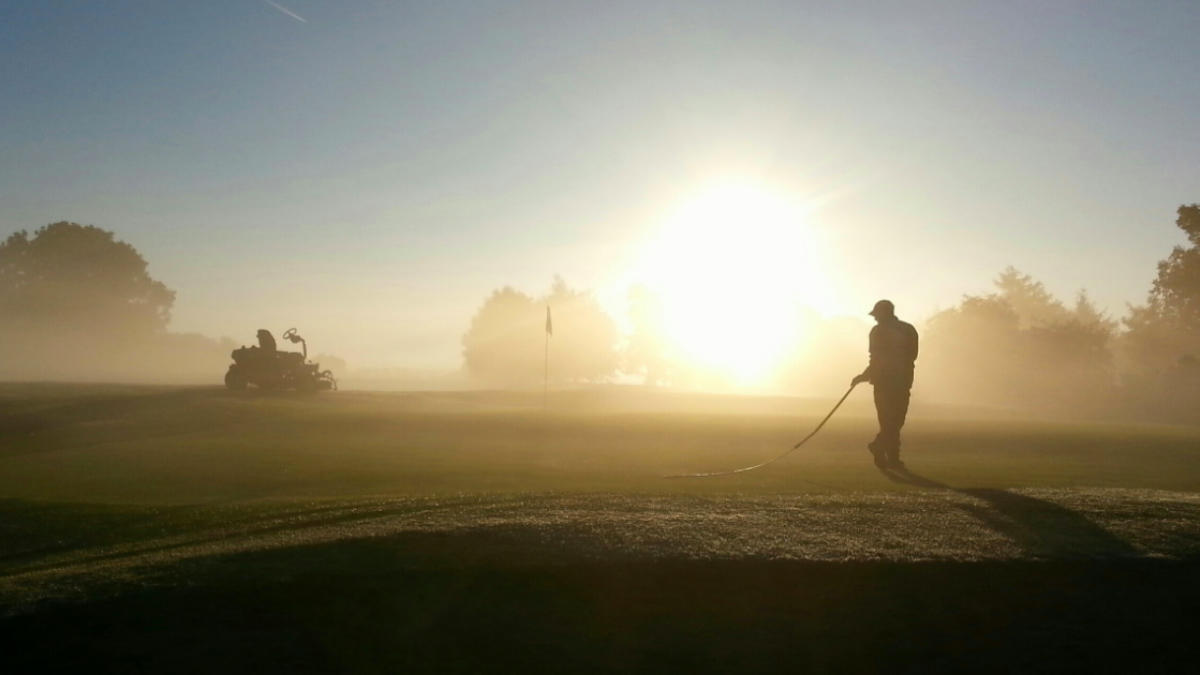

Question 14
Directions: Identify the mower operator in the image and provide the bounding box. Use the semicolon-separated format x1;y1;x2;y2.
851;300;918;469
256;329;277;353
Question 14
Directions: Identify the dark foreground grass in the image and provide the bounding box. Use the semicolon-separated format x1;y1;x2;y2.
4;532;1199;674
2;384;1199;672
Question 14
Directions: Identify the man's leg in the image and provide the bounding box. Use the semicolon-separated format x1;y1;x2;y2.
870;387;891;468
880;385;911;467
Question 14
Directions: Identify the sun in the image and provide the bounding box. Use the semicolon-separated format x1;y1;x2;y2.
630;181;835;386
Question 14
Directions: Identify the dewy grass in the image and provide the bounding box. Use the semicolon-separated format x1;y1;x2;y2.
1;384;1198;597
2;384;1199;672
2;384;1198;504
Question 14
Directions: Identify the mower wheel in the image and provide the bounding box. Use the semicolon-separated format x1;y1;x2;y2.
224;366;248;391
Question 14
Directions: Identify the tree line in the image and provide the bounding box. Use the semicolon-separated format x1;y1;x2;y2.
4;207;1198;423
916;206;1200;421
0;222;236;382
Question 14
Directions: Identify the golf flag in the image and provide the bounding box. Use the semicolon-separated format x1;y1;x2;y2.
545;305;553;336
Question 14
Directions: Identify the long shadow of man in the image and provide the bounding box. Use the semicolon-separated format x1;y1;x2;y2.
879;466;1137;559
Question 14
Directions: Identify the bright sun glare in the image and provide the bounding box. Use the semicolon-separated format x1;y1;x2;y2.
632;181;836;386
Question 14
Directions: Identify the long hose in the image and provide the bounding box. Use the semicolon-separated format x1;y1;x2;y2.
664;383;859;478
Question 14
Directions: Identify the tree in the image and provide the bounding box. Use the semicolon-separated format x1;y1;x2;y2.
1149;204;1200;324
993;266;1069;329
461;277;620;386
921;270;1117;413
0;221;175;337
1023;291;1117;408
542;276;619;383
461;286;542;385
0;222;238;382
1119;205;1200;420
1124;205;1200;371
922;294;1023;406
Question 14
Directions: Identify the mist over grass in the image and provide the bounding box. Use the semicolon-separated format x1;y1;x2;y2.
3;384;1199;672
3;383;1198;505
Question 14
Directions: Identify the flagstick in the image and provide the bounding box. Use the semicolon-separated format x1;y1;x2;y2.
544;304;551;411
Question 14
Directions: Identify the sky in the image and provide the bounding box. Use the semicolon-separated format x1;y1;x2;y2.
2;1;1198;371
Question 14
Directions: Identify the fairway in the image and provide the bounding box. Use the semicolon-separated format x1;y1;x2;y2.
2;384;1199;672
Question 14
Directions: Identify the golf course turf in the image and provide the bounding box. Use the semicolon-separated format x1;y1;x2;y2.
2;384;1198;673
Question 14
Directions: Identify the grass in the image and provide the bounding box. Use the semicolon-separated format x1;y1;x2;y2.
3;383;1198;502
1;383;1199;672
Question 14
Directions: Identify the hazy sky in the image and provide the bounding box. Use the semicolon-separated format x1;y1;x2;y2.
2;1;1198;369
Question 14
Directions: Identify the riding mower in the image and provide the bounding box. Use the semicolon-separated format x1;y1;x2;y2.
224;328;337;392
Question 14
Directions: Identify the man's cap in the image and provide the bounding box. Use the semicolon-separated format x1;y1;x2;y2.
869;300;895;317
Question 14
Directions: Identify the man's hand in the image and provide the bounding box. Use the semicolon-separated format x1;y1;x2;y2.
851;373;868;387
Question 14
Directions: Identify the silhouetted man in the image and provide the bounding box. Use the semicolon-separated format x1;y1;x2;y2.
256;329;277;353
851;300;918;469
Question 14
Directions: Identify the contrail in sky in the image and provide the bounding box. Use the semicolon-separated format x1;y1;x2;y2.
262;0;307;23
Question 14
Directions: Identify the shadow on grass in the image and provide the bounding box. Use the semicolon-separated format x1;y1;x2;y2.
881;467;1139;559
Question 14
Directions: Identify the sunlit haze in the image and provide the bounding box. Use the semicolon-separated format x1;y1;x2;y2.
626;181;834;384
2;2;1198;388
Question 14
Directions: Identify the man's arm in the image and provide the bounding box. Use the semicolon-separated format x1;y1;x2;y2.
852;326;877;386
